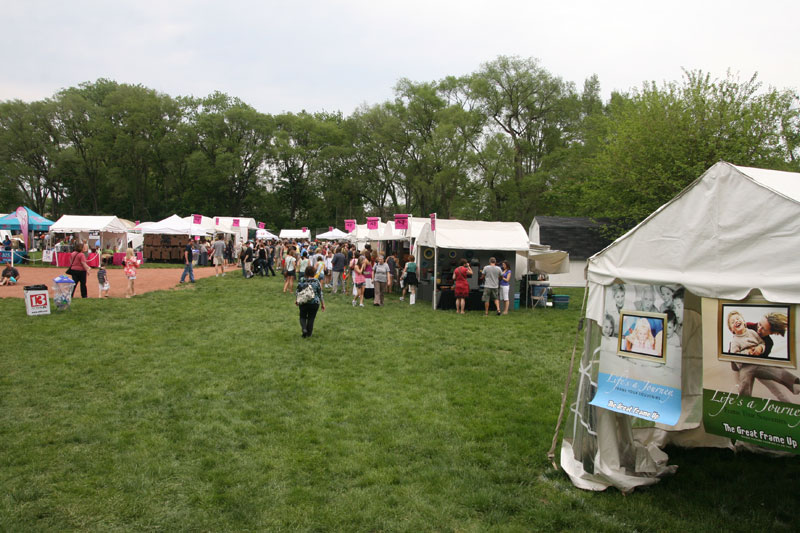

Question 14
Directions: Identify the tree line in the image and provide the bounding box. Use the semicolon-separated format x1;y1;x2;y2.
1;56;798;236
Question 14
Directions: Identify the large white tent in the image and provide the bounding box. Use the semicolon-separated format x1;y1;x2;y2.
316;228;349;240
559;162;800;492
141;214;209;236
50;215;130;249
279;228;311;240
214;216;257;243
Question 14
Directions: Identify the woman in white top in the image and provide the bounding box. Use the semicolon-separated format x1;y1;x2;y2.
283;249;297;293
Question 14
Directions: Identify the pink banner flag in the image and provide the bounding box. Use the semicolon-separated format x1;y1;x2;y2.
16;207;28;250
233;219;240;227
215;217;219;225
328;226;333;232
135;220;140;226
301;227;308;233
394;214;409;230
366;217;379;230
192;214;202;225
430;213;436;232
258;222;265;229
344;219;356;233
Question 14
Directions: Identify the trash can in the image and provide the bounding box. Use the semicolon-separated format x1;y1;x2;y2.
52;275;76;311
24;284;50;316
553;294;570;309
513;292;520;310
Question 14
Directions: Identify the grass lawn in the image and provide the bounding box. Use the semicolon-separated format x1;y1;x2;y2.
1;275;798;532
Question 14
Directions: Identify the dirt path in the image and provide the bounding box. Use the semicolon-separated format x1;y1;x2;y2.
0;264;241;299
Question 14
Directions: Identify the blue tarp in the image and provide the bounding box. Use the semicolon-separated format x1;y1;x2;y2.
0;207;54;231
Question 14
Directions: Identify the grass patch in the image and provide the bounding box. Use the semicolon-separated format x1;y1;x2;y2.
1;276;797;531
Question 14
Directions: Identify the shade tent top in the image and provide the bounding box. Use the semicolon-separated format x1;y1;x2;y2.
214;216;258;230
140;214;208;236
0;207;55;231
415;219;530;251
50;215;128;234
256;228;279;240
316;228;349;240
347;222;387;242
279;229;311;239
381;217;431;242
585;161;800;323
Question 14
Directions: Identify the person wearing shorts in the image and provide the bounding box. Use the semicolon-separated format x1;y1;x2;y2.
499;260;512;314
212;235;226;276
481;257;502;316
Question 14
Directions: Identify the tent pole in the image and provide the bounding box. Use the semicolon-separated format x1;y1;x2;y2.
432;246;438;310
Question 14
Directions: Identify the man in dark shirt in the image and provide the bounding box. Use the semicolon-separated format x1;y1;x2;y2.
180;238;195;283
331;246;346;294
242;242;254;278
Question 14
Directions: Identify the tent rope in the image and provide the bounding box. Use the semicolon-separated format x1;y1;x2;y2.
546;279;590;470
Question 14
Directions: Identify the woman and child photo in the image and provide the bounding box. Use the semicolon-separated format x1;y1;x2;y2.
603;284;683;349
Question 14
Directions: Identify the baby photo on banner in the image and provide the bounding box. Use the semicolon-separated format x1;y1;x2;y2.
702;297;800;453
590;283;684;425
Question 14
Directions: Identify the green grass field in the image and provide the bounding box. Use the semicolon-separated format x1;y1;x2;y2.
2;275;798;532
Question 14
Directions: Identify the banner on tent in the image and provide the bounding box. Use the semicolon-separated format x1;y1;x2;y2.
233;219;240;227
192;214;202;224
429;213;436;232
589;283;684;425
344;219;356;233
258;222;265;229
366;217;379;230
394;214;409;230
701;296;800;453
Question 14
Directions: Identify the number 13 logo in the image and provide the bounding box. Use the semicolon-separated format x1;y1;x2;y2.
29;294;47;307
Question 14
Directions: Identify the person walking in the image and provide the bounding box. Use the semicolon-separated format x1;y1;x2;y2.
180;236;195;283
212;234;226;277
331;246;346;293
124;247;140;298
295;265;325;338
373;255;391;306
400;255;418;304
283;249;297;292
352;255;366;307
69;241;92;298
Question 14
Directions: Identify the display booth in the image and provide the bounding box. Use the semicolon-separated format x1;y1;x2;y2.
414;219;530;310
558;162;800;493
213;216;257;243
0;207;54;264
49;215;130;266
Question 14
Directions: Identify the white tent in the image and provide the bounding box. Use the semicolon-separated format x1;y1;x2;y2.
559;162;800;492
256;228;279;240
50;215;130;250
141;214;209;236
214;216;257;243
316;228;349;240
347;222;387;245
415;219;531;309
280;229;311;240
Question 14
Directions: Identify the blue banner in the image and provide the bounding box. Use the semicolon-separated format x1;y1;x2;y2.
591;372;682;425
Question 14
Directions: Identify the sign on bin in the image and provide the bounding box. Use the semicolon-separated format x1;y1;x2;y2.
24;285;50;316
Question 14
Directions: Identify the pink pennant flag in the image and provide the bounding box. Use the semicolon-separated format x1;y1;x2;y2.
16;207;28;250
430;213;436;232
215;217;220;225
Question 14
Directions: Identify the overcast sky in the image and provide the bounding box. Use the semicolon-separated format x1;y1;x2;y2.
2;0;797;115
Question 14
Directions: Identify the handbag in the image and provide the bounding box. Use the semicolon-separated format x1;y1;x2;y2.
66;253;79;276
296;282;316;305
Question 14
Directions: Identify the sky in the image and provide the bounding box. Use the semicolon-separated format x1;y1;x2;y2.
2;0;798;116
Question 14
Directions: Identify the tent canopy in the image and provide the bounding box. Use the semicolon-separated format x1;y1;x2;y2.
347;222;387;243
256;228;279;240
0;207;55;231
381;217;431;242
279;229;310;239
141;214;208;236
585;162;800;323
415;219;530;251
50;215;128;234
316;228;349;240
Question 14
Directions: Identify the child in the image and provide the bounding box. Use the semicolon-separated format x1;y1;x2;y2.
666;310;681;347
727;310;764;355
97;266;110;298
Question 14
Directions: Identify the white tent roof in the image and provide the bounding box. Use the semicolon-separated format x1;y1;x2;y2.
347;222;387;242
256;228;279;240
214;216;258;230
381;217;432;241
279;229;311;239
141;214;209;236
585;161;800;323
316;228;349;240
415;219;530;251
50;215;129;234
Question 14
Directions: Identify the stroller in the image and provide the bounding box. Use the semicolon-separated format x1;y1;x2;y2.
252;258;267;277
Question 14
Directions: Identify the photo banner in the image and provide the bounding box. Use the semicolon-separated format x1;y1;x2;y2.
589;283;684;425
701;297;800;453
344;219;356;233
394;214;409;231
366;217;379;230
